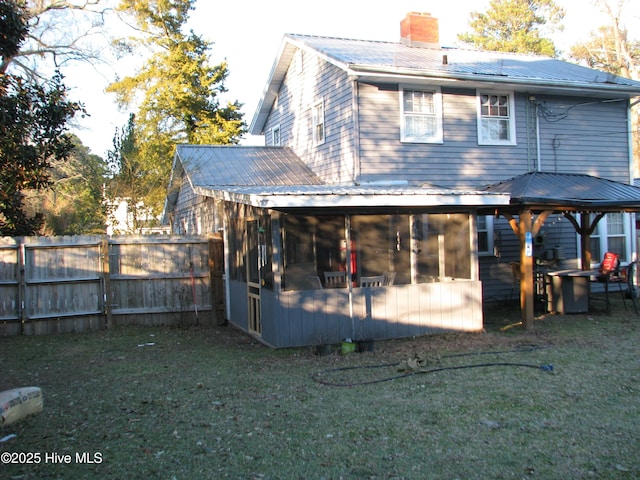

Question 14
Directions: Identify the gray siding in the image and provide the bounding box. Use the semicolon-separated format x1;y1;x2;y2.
170;176;220;235
263;49;356;184
356;84;633;187
536;96;630;181
480;217;580;304
244;281;483;348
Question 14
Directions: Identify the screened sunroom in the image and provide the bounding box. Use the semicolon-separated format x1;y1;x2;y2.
219;183;508;348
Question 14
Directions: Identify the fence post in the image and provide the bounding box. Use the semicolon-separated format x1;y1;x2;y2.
209;234;226;325
102;237;113;328
18;238;26;335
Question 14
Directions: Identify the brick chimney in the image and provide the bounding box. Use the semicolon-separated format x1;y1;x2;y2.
400;12;439;48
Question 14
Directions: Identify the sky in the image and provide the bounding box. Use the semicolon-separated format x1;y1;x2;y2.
64;0;638;158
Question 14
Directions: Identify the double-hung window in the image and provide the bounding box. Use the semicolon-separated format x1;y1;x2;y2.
476;215;495;256
477;91;516;145
400;86;443;143
312;99;325;146
587;212;631;263
271;125;281;146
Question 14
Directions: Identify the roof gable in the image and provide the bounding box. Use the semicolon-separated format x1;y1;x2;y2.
251;34;640;135
289;34;640;89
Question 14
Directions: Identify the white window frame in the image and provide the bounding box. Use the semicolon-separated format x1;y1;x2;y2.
400;86;443;143
271;124;281;146
312;99;325;146
477;91;516;146
476;215;495;256
580;212;634;265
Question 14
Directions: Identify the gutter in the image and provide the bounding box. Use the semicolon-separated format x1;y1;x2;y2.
347;64;640;98
509;197;640;210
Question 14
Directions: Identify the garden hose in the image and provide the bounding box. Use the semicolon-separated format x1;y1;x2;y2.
312;345;553;387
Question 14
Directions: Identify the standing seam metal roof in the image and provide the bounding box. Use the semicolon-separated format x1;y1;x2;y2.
483;172;640;208
287;34;640;88
175;145;325;187
171;144;510;210
250;33;640;135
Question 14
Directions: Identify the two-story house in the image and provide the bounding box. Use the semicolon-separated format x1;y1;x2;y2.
164;12;640;348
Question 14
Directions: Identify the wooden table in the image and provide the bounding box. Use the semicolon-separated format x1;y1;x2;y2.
546;269;598;314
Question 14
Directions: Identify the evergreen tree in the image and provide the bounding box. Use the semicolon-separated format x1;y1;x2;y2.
458;0;565;57
26;136;109;235
0;0;29;73
0;1;83;236
107;0;245;216
106;113;151;234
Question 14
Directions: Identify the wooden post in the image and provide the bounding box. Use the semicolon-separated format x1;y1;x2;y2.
101;238;112;328
563;212;605;270
18;238;26;335
580;214;592;270
519;210;535;329
208;234;226;325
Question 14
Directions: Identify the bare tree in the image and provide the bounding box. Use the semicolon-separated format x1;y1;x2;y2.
570;0;640;174
5;1;113;81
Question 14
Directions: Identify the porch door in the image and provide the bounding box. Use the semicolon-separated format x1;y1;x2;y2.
246;220;262;335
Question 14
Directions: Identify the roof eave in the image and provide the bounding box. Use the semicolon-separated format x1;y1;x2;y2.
193;186;510;209
508;197;640;211
348;65;640;98
250;36;354;135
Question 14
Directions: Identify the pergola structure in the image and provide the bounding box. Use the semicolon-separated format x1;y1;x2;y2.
483;172;640;328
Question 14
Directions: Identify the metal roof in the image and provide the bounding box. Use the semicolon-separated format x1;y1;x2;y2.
175;145;324;187
288;34;640;89
251;34;640;135
196;184;509;210
483;172;640;211
168;145;510;211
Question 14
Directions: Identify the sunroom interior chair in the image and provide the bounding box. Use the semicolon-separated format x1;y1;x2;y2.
307;275;323;290
383;271;397;286
595;252;637;314
324;271;347;288
360;275;385;287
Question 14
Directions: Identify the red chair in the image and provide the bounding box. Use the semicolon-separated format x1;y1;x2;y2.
596;252;637;314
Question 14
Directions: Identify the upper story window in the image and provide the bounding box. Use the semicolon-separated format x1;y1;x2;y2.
400;87;443;143
477;91;516;145
271;125;281;146
312;99;325;146
293;49;303;76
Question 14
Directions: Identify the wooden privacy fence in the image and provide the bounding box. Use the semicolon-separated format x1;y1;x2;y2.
0;235;225;336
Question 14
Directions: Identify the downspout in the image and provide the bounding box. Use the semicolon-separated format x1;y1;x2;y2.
222;214;232;323
628;99;639;264
536;103;542;171
628;98;639;182
351;77;361;183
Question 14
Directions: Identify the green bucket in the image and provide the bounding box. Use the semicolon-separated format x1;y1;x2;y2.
341;340;356;355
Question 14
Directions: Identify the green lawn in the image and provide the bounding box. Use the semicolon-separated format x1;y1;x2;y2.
1;296;639;479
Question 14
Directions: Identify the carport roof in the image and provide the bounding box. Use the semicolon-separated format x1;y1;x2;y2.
482;172;640;212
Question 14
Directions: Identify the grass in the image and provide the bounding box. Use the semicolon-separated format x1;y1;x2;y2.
1;294;639;480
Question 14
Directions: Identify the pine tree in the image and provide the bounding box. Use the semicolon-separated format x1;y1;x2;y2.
0;1;83;235
107;0;245;216
458;0;565;57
